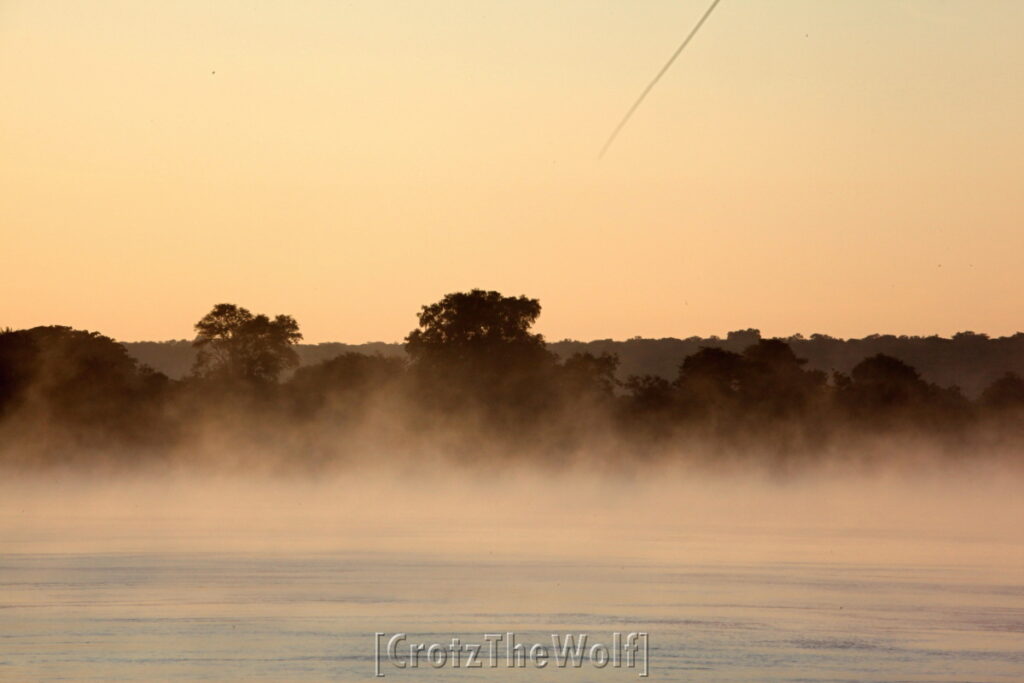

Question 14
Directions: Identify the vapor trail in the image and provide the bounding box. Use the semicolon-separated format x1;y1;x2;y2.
598;0;723;160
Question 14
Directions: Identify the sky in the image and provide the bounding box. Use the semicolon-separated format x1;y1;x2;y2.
2;0;1022;343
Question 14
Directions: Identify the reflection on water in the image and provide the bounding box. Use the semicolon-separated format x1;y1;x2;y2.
1;472;1023;680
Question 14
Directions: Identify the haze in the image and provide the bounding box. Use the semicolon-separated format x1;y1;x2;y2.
4;465;1023;565
3;1;1023;342
4;466;1024;680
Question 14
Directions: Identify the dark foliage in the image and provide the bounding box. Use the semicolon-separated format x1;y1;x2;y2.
0;326;170;450
192;303;302;386
404;290;558;429
2;292;1022;467
289;352;406;419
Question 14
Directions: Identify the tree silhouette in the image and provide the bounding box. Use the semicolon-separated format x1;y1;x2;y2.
289;352;406;417
834;353;974;430
6;294;1024;465
981;372;1024;411
192;303;302;385
676;347;744;412
622;375;676;438
558;352;620;401
738;339;825;418
0;326;168;445
404;289;556;422
0;328;38;419
848;353;927;407
405;290;546;362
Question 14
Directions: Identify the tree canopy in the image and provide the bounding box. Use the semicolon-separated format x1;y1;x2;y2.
192;303;302;385
3;293;1024;467
405;289;545;362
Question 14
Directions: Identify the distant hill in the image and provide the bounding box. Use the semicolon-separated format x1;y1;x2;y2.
123;329;1024;398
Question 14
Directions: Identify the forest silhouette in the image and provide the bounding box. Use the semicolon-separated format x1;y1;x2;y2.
2;290;1023;469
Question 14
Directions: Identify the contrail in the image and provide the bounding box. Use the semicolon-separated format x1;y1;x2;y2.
598;0;723;160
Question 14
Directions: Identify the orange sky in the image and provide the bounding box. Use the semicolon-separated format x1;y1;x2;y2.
2;1;1022;343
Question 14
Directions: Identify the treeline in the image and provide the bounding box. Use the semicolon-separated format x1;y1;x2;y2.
1;290;1023;468
125;331;1024;400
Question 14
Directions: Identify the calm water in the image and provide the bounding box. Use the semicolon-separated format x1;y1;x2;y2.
2;474;1023;680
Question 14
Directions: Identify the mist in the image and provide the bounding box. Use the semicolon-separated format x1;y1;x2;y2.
4;459;1022;561
4;295;1024;680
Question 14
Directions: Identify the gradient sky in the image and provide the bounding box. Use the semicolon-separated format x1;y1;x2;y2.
2;1;1022;343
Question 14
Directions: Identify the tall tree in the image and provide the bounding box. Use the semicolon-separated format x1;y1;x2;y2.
405;289;546;362
404;289;555;419
192;303;302;385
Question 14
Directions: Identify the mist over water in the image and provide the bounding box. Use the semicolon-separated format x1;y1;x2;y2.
4;0;1023;677
3;459;1023;681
